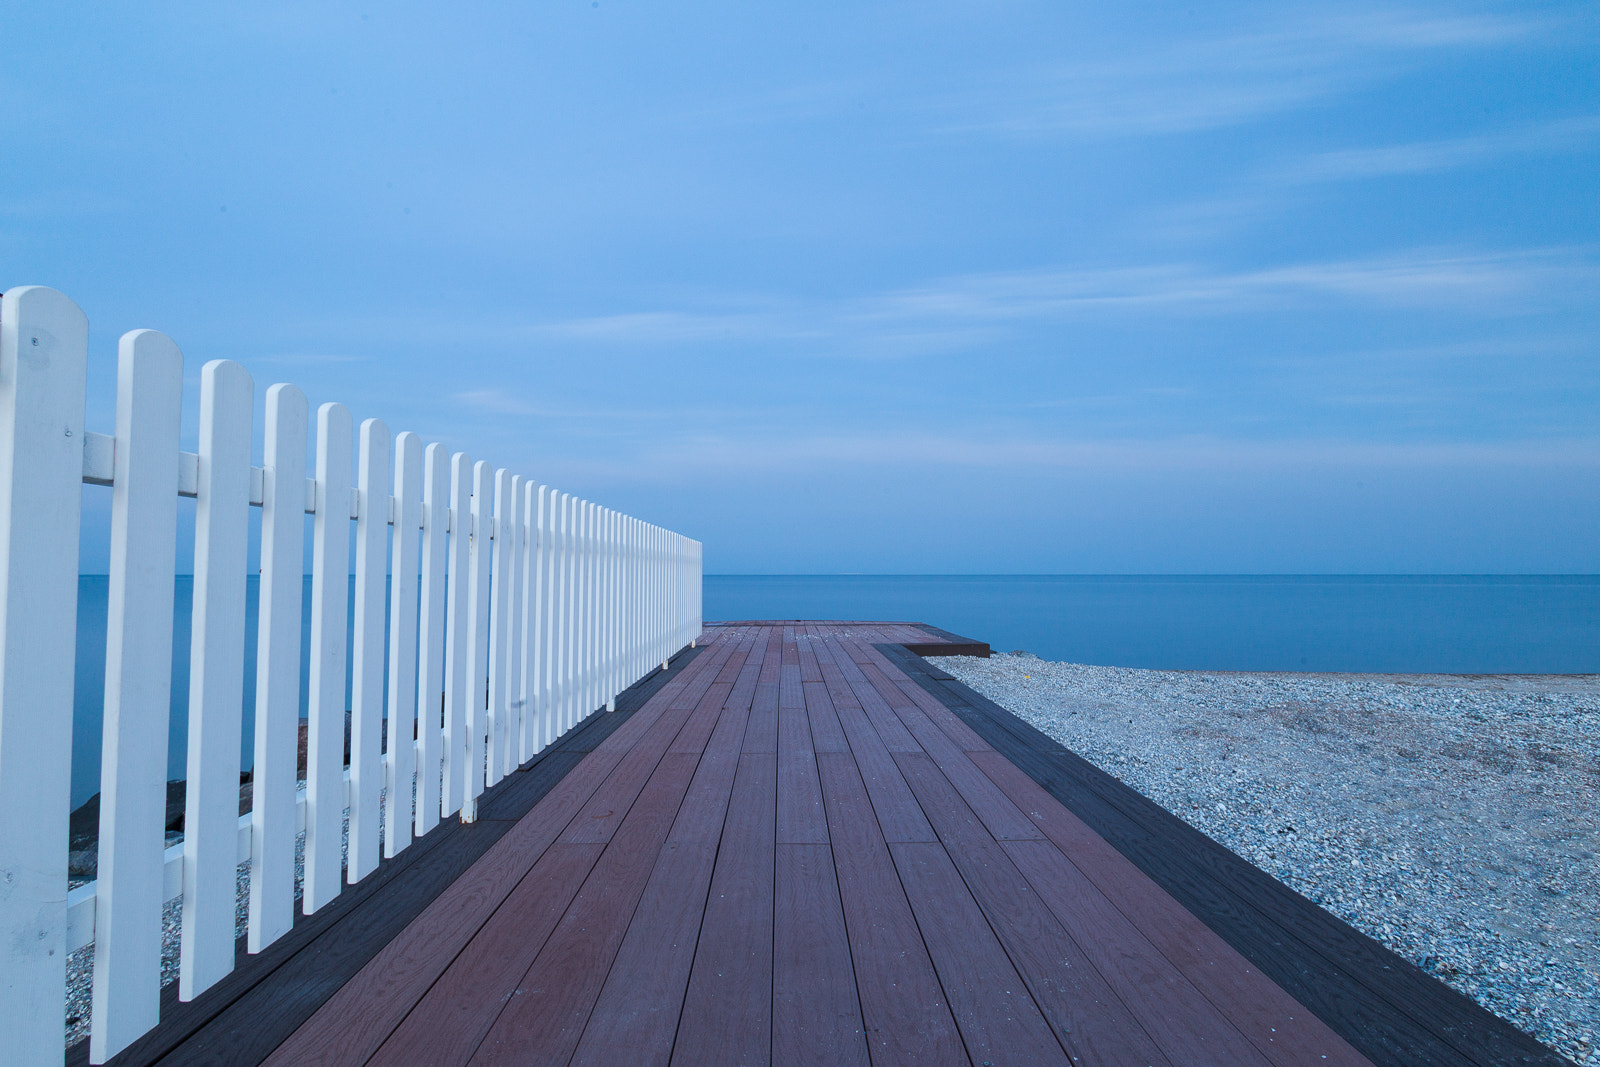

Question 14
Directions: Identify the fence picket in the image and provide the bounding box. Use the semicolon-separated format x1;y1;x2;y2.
463;461;493;818
347;420;390;882
504;475;525;775
441;452;472;819
246;382;308;959
385;431;422;858
486;468;512;786
0;287;88;1066
517;482;538;763
415;443;449;836
179;360;253;1000
88;330;184;1061
304;403;352;913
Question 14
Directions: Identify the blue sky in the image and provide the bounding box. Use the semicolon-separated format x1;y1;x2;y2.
5;1;1597;573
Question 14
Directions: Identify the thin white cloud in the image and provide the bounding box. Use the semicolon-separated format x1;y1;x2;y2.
517;247;1596;360
1275;115;1600;183
931;10;1548;138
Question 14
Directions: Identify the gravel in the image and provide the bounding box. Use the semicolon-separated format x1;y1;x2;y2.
940;651;1599;1066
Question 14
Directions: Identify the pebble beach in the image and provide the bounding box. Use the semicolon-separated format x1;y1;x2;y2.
940;651;1599;1066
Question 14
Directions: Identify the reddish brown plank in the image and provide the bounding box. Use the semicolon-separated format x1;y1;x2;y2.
667;695;753;845
567;840;718;1067
773;843;870;1067
466;751;701;1066
797;631;824;682
802;681;849;753
259;666;716;1066
745;680;780;753
969;749;1374;1067
859;663;1043;843
888;840;1069;1065
892;752;1181;1067
671;751;777;1067
815;751;966;1067
815;647;936;844
559;682;719;844
777;661;827;844
365;841;606;1067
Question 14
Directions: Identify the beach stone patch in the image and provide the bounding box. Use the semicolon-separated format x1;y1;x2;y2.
941;652;1599;1066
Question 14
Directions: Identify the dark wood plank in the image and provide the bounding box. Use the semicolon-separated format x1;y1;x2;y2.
258;738;656;1066
159;823;503;1067
670;751;777;1067
972;751;1373;1067
466;751;702;1066
797;630;824;682
773;843;870;1067
891;750;1185;1067
365;841;606;1067
896;750;1257;1067
887;841;1069;1066
815;751;966;1067
745;680;780;754
777;660;827;845
802;681;848;753
92;644;711;1067
858;659;1042;842
888;649;1570;1067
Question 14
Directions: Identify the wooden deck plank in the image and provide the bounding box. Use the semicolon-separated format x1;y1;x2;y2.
892;750;1194;1067
773;843;870;1067
856;656;1043;843
567;841;718;1067
887;840;1069;1066
877;642;1536;1067
811;640;935;844
465;751;702;1066
970;750;1374;1067
777;660;827;845
671;751;777;1067
364;841;606;1067
203;654;713;1067
815;751;967;1067
802;680;849;753
572;634;764;1065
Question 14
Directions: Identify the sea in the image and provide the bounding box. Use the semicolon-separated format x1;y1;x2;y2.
67;574;1598;808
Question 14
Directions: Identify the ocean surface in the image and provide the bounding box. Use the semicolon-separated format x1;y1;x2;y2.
68;573;1597;807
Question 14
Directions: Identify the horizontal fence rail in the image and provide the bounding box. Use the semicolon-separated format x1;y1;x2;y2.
0;287;703;1064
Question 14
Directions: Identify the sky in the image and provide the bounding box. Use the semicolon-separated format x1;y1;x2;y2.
4;1;1597;574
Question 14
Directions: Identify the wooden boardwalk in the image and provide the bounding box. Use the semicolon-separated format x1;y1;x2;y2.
81;622;1572;1067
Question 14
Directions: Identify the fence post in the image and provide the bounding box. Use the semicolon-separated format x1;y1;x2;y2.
414;443;449;836
385;431;421;859
248;383;307;956
304;403;352;914
90;330;183;1062
180;359;253;1001
348;419;390;883
0;286;88;1067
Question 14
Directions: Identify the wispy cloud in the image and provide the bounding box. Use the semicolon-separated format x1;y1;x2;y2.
930;10;1548;138
1274;115;1600;183
517;247;1596;359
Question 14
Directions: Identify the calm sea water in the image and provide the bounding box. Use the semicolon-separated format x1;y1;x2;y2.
705;574;1599;673
68;573;1597;807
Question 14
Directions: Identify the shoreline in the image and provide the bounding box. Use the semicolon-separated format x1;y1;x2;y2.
940;652;1598;1066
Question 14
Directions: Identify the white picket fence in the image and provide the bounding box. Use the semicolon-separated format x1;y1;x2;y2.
0;286;703;1064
